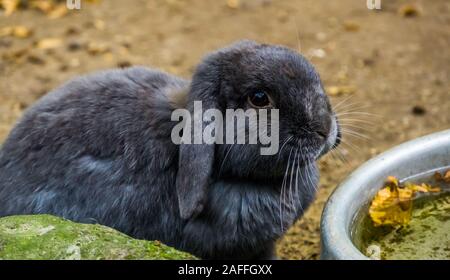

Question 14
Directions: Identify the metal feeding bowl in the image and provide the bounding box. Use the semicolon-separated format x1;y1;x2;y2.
320;129;450;260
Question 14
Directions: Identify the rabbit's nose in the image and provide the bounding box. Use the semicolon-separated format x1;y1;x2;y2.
313;107;332;140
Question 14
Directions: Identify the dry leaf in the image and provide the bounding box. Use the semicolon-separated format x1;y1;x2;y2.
48;4;68;19
434;170;450;183
13;26;32;38
227;0;240;9
445;170;450;183
369;176;440;227
405;182;440;193
343;21;360;32
29;0;54;13
1;0;20;16
369;176;413;227
0;26;32;38
87;42;109;55
36;38;63;49
326;85;356;96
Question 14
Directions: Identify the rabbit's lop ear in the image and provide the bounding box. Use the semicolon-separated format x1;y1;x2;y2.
176;59;220;220
176;142;214;220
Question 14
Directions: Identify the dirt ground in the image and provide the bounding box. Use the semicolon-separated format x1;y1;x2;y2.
0;0;449;259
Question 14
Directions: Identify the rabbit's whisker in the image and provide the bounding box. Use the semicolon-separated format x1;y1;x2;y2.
334;101;369;114
340;128;371;141
288;149;295;211
338;118;375;126
339;139;362;153
339;123;372;132
334;146;351;167
280;146;294;232
332;94;355;111
295;152;302;212
277;136;294;163
336;112;381;118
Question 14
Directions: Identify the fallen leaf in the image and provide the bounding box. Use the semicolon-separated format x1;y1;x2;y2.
369;176;441;227
434;170;450;183
0;26;32;38
86;42;109;55
445;171;450;183
13;26;32;38
404;182;440;193
1;0;20;16
29;0;54;13
227;0;240;9
326;85;356;96
48;3;68;19
343;21;360;32
36;38;63;49
369;176;413;226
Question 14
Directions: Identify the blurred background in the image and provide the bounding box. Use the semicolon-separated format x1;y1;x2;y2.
0;0;449;259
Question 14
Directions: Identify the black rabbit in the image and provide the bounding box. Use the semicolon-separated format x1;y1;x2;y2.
0;41;340;259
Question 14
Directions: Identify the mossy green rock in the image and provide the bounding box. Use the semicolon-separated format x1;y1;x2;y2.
0;215;196;260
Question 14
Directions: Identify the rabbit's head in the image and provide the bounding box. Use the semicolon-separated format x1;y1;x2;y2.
176;41;340;219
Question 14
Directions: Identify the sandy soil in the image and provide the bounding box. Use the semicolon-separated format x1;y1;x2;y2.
0;0;449;259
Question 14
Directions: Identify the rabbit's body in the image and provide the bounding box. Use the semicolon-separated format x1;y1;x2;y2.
0;41;339;259
0;67;186;240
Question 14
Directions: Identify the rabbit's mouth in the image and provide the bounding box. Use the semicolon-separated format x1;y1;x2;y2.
279;114;340;163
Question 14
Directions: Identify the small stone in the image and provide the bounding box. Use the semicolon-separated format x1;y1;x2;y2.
65;27;80;36
94;19;106;31
411;105;426;116
27;54;45;65
67;41;83;51
307;48;326;58
117;61;132;68
363;58;375;67
315;32;327;42
69;58;80;68
343;21;360;32
398;4;421;17
59;64;69;72
366;244;381;260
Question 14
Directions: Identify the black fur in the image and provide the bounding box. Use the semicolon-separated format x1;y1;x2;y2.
0;41;339;259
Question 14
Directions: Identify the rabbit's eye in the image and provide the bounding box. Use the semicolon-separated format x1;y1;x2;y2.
248;91;272;108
